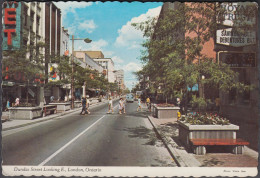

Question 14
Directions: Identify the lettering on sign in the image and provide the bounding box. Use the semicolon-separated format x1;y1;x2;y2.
217;2;256;26
3;1;18;46
219;52;256;68
216;28;256;47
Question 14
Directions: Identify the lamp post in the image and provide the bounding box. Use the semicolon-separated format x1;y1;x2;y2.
71;35;92;109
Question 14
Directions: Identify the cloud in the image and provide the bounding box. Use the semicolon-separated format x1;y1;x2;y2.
122;62;142;72
115;6;161;49
78;20;97;33
70;39;108;52
112;56;124;64
54;2;93;16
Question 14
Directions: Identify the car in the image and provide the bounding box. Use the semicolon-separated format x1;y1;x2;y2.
126;94;134;103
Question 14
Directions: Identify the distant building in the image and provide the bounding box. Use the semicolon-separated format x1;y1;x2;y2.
94;58;115;83
114;70;125;90
61;27;69;56
74;51;103;73
84;51;104;59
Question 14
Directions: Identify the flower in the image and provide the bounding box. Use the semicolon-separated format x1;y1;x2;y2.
180;113;230;125
157;103;175;107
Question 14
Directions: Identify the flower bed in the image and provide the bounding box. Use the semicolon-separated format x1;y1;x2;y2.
179;113;230;125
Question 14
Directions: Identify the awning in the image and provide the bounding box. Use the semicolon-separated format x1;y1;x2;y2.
188;84;198;91
2;81;15;86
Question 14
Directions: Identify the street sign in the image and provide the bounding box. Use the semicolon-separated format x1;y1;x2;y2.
219;52;256;68
216;28;256;47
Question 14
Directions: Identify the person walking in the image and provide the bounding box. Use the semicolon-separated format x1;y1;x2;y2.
5;99;10;111
137;98;142;111
119;98;124;114
86;95;90;114
14;97;20;106
80;97;87;115
146;96;151;112
107;97;113;114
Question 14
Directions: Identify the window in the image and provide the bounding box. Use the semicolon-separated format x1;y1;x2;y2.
24;6;28;26
30;11;34;21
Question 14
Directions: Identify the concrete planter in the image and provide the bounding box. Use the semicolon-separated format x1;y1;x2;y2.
9;107;43;120
152;105;180;120
49;102;71;112
178;120;239;148
74;101;82;108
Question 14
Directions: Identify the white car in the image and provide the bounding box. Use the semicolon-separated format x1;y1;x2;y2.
126;94;134;103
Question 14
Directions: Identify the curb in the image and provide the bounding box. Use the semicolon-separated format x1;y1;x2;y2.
2;99;118;131
147;116;201;167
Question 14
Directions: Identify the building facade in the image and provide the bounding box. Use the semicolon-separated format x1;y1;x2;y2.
84;51;104;59
93;58;115;83
2;1;46;107
215;2;258;125
158;2;259;125
74;51;103;73
114;70;125;90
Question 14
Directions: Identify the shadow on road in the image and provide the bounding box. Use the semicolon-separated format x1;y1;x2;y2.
125;110;151;118
123;126;164;147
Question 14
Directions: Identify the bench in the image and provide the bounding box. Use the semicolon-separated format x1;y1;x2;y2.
190;138;249;155
42;105;57;117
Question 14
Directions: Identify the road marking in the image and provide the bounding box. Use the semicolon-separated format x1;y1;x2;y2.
38;115;106;166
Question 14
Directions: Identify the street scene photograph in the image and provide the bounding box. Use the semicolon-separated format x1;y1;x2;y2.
1;1;259;177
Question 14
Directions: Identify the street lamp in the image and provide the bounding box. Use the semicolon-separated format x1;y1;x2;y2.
71;35;92;109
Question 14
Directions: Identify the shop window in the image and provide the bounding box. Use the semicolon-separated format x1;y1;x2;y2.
239;69;250;104
228;68;251;105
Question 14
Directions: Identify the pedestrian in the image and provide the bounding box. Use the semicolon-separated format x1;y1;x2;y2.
146;96;151;112
86;95;90;114
80;97;87;115
137;98;142;111
50;96;54;103
119;98;124;114
5;99;10;111
123;97;126;114
14;97;20;106
215;97;220;113
176;97;181;107
107;97;113;114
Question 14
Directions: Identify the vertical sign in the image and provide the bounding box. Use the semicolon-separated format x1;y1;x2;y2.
2;1;21;50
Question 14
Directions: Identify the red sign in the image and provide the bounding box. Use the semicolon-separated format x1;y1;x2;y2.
4;3;17;46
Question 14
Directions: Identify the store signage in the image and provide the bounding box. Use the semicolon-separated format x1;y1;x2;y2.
219;52;256;68
216;28;256;47
3;1;18;46
3;1;21;50
217;2;256;26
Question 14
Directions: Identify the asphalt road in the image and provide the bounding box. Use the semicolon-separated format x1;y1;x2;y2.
2;100;177;167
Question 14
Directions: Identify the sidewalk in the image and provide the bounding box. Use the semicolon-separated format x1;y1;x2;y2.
147;115;258;167
2;98;114;131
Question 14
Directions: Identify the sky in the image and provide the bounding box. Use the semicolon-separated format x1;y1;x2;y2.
54;1;163;90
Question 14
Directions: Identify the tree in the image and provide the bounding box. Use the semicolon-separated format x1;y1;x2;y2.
3;43;45;105
132;2;255;113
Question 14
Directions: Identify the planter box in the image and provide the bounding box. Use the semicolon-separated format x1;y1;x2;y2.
152;105;180;120
178;120;239;148
49;102;71;112
74;101;82;108
9;107;43;120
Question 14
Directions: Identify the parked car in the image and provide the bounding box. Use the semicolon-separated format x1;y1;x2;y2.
126;94;134;103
